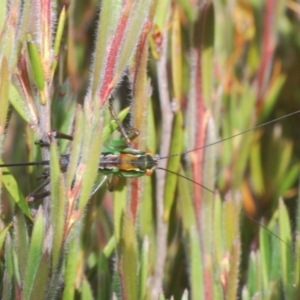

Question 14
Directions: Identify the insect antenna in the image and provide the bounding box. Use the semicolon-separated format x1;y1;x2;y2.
156;110;300;261
158;166;300;260
157;167;214;194
158;109;300;160
0;161;50;167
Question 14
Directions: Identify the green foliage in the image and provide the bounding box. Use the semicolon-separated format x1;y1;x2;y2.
0;0;300;299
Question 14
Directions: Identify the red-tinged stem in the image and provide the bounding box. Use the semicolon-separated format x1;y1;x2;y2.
130;26;151;220
204;268;213;299
17;56;39;127
191;52;211;300
132;21;151;87
256;0;276;110
192;4;212;300
118;261;127;300
99;2;133;106
0;9;14;42
192;54;206;229
151;21;171;300
130;178;139;220
66;164;84;222
40;0;52;77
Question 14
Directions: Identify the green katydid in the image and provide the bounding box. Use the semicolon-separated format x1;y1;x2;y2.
1;109;300;201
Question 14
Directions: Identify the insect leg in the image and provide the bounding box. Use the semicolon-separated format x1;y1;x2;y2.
35;131;73;147
26;178;51;202
90;176;107;196
109;99;132;146
106;175;120;192
48;131;73;141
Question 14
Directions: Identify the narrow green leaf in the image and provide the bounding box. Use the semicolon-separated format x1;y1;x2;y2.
139;175;154;237
259;220;271;292
254;251;262;297
103;236;116;258
97;253;111;300
115;0;151;80
79;118;103;210
0;162;31;218
30;252;49;300
267;213;282;282
140;238;149;300
51;80;76;154
51;6;67;80
201;4;214;108
177;167;197;230
63;238;79;300
120;210;138;300
80;279;94;300
294;234;300;295
89;0;121;98
0;56;9;132
27;34;45;93
114;177;127;243
154;0;169;29
50;141;62;222
280;164;299;196
51;174;66;270
223;198;240;250
226;239;240;300
260;74;286;122
188;227;204;300
14;0;32;69
4;237;14;299
213;194;224;266
247;251;257;298
202;116;217;251
171;6;182;105
23;208;45;300
9;84;30;123
278;199;293;298
131;42;150;143
164;112;183;222
249;138;265;194
66;106;84;190
295;181;300;291
0;0;7;32
0;223;12;251
13;212;29;281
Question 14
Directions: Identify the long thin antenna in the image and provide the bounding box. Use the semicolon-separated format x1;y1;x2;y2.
159;110;300;160
0;161;50;167
157;167;214;194
158;167;300;260
242;211;299;258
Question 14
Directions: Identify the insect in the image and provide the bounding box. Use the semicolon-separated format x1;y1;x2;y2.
1;109;299;201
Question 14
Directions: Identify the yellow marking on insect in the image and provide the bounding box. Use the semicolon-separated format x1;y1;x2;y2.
119;153;141;172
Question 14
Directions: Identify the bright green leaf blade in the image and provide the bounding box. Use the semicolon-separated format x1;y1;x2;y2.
0;223;12;251
63;238;79;300
0;56;9;133
164;112;183;222
23;208;45;300
120;210;138;300
0;162;31;218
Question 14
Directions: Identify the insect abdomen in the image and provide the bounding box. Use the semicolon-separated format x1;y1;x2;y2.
98;152;157;176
